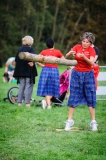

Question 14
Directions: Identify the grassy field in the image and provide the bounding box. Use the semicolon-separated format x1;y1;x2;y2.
0;65;106;160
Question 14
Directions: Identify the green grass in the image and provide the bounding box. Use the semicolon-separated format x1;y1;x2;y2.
0;65;106;160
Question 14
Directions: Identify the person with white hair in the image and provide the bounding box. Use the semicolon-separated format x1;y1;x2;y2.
13;35;38;107
65;32;98;131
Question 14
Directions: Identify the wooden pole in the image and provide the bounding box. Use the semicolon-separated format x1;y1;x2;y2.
19;52;77;66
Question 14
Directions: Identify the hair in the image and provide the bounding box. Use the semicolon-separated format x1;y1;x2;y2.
3;72;9;82
80;32;95;44
22;36;34;46
46;38;54;48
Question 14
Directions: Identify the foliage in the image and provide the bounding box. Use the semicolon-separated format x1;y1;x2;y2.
0;0;106;63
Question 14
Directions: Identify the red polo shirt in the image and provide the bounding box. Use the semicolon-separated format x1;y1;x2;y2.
40;49;63;68
72;44;96;72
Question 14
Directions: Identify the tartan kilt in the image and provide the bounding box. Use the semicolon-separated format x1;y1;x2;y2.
37;66;60;97
68;70;96;108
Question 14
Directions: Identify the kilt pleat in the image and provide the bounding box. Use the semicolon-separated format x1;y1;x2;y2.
37;66;60;97
68;70;96;107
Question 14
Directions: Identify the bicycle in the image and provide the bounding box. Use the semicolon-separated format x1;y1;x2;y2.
3;86;35;104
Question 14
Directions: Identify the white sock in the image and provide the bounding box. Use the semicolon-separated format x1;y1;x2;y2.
91;120;96;123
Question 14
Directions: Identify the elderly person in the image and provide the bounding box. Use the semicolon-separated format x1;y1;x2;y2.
13;35;38;107
65;32;98;131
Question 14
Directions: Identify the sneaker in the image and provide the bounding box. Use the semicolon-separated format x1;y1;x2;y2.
90;120;98;131
47;106;52;109
41;100;47;109
65;119;74;131
26;104;30;107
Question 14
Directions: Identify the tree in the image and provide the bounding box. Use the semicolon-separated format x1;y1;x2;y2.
0;0;106;62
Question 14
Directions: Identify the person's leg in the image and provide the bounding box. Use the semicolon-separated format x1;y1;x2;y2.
65;107;75;131
84;71;97;131
88;107;95;120
88;106;98;131
65;70;77;131
45;68;60;109
45;95;52;109
24;78;34;107
67;107;75;120
41;95;52;109
17;78;25;106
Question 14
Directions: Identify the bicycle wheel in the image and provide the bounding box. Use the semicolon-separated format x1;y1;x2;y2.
8;86;19;104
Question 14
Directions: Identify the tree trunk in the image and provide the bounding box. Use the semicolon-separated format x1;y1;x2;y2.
57;13;68;44
51;0;59;39
19;52;77;66
38;0;47;42
66;8;87;52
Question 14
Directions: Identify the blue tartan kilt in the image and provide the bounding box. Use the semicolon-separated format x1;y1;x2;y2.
37;66;60;97
68;70;96;108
